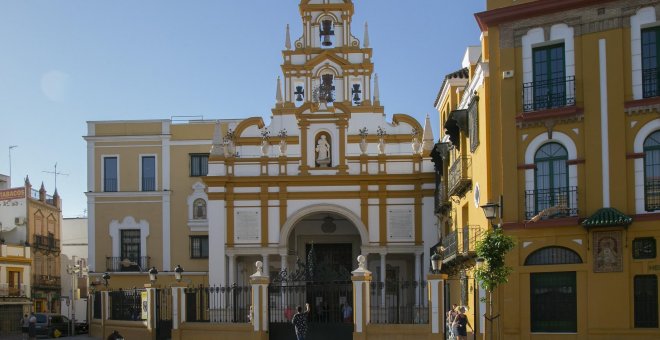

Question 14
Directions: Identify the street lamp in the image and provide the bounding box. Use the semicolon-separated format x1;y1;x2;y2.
430;253;442;274
173;265;184;282
148;267;158;284
480;195;503;229
102;272;111;288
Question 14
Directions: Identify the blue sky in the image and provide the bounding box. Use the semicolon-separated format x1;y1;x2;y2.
0;1;484;217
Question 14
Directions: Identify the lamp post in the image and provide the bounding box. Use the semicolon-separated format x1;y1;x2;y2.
480;195;503;229
173;265;184;282
148;267;158;284
430;253;442;274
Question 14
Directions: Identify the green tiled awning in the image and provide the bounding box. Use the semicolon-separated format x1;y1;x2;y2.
581;207;632;229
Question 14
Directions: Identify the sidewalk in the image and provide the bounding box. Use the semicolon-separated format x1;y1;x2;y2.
0;335;101;340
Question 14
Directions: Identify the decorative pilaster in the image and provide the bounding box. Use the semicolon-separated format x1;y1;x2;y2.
351;255;372;339
427;273;448;335
250;261;270;339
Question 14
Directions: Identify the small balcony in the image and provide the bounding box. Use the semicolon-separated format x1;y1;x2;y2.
104;178;118;192
525;186;578;220
643;67;659;98
523;76;576;112
441;225;482;264
106;256;151;272
645;178;660;211
0;283;28;297
448;156;472;197
32;235;60;253
33;275;61;288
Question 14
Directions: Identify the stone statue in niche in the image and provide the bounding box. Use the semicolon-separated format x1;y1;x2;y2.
316;135;331;167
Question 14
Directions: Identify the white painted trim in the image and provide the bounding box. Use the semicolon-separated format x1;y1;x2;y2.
631;7;657;100
170;140;212;146
162;135;171;270
138;154;158;192
87;142;95;192
86;191;169;198
108;216;150;259
354;281;364;332
599;39;610;207
87;196;95;272
634;119;660;213
279;204;369;247
101;155;119;192
162;194;170;270
83;135;167;142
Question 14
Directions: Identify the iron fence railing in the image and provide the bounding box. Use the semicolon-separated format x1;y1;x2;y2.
109;289;145;321
523;76;575;112
369;280;428;324
643;67;659;98
0;283;28;297
105;256;150;272
525;186;578;220
141;177;156;191
93;291;102;319
185;285;252;323
442;232;458;261
448;156;472;197
32;275;61;287
645;178;660;211
104;178;118;192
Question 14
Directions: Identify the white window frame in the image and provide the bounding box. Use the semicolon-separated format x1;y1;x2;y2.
187;181;209;232
101;155;119;192
109;216;149;260
631;7;658;100
138;154;158;192
634;119;660;214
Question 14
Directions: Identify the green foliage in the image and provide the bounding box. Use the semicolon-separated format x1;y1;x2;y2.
474;228;515;293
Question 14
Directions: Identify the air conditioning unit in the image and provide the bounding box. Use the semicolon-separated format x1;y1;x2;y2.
14;217;25;225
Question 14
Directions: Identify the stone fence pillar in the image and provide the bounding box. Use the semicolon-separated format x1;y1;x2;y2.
250;260;270;340
351;255;372;340
428;273;448;335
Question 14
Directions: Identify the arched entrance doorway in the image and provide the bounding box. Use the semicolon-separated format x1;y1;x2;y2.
269;207;364;340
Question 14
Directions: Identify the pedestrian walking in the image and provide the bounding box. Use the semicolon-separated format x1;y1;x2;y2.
451;306;473;340
446;303;458;339
291;303;310;340
28;313;37;340
20;314;29;340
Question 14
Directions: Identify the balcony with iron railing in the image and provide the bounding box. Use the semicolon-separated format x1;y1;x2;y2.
106;256;151;272
0;283;29;297
645;178;660;211
30;189;55;206
33;274;61;288
441;225;482;265
448;156;472;197
141;177;156;191
104;178;118;192
32;235;60;253
525;186;578;220
643;67;659;98
522;76;576;112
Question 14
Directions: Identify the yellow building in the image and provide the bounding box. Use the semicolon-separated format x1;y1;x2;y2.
433;0;660;338
0;176;63;334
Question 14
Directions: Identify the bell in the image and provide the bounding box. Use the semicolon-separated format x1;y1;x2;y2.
320;20;334;47
353;92;360;104
322;34;332;46
294;85;304;102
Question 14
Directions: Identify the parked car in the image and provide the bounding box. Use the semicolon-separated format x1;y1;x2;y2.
34;313;71;338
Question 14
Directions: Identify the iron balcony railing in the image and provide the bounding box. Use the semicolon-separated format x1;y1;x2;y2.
104;178;118;192
447;156;472;197
369;280;428;324
141;177;156;191
109;288;145;321
185;285;252;323
434;181;449;215
525;186;578;220
442;226;482;262
643;67;659;98
33;275;61;287
645;178;660;211
0;283;28;297
523;76;576;112
105;256;151;272
32;235;60;252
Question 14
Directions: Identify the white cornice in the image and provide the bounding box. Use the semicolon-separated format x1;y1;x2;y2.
83;135;171;142
85;191;172;198
436;78;469;111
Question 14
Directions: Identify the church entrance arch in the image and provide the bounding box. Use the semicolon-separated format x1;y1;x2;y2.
269;205;364;340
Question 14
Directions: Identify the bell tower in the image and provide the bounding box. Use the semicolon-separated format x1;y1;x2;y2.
277;0;375;108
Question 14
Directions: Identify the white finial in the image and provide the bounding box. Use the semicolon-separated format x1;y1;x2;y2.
276;76;283;104
255;261;263;275
285;24;291;50
357;255;366;270
373;73;380;103
351;254;371;277
210;120;224;156
363;22;369;48
422;113;435;153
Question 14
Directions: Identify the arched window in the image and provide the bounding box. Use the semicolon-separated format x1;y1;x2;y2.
644;130;660;211
193;199;207;220
533;143;569;217
525;246;582;266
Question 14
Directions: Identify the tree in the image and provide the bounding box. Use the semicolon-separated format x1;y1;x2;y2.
474;228;515;339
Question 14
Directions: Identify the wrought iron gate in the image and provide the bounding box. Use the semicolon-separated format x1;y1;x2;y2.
155;288;172;340
269;246;354;340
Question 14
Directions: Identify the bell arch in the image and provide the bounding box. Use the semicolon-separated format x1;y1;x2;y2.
278;203;369;248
